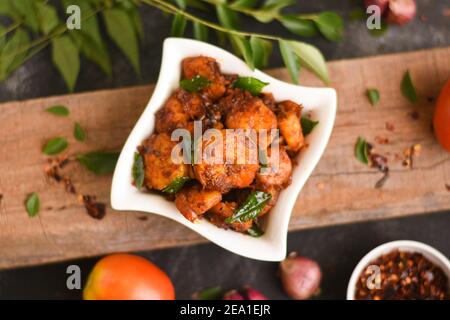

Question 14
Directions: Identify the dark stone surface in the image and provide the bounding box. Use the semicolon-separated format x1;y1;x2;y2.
0;0;449;299
0;212;449;299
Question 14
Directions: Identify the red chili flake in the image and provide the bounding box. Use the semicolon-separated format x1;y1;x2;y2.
81;195;106;220
402;144;421;169
355;250;449;300
63;177;76;194
369;149;390;189
408;111;419;120
385;122;395;132
374;170;390;189
375;136;389;145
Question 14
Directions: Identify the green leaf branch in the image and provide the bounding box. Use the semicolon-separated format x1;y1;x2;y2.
0;0;339;90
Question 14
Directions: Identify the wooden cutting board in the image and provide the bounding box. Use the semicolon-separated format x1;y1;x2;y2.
1;47;449;269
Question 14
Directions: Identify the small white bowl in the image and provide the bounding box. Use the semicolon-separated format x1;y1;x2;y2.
347;240;450;300
111;38;337;261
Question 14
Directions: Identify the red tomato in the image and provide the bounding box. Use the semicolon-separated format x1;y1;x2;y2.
434;79;450;152
83;253;175;300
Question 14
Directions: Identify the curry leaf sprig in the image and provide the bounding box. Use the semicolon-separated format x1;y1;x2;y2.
0;0;142;91
0;0;338;90
190;0;344;42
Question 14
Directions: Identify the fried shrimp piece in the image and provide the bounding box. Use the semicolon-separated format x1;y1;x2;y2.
155;89;205;134
277;100;304;152
194;130;259;193
142;133;189;190
224;90;277;149
256;146;292;187
207;201;253;232
182;56;226;100
175;183;222;222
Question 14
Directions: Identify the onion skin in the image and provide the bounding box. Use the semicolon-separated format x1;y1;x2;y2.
364;0;390;16
386;0;417;25
244;286;268;300
280;253;322;300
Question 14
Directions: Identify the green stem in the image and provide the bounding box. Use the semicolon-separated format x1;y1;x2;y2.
0;7;104;63
141;0;280;41
0;20;23;38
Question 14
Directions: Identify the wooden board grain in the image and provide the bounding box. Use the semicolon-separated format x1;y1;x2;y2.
1;47;450;269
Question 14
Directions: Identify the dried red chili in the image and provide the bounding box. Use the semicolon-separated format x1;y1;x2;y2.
81;195;106;220
355;250;449;300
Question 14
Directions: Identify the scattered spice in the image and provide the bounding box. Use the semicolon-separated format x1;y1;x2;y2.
408;110;419;120
369;151;390;189
426;96;435;103
385;122;395;132
355;137;391;188
63;177;77;194
137;216;148;221
445;184;450;192
45;156;106;219
80;195;106;220
375;136;389;145
355;250;449;300
419;14;427;22
402;144;421;169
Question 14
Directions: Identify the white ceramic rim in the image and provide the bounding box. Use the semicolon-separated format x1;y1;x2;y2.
346;240;450;300
111;38;337;261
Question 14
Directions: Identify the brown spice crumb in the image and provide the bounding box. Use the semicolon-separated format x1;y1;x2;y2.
82;195;106;220
63;177;76;194
402;144;421;169
45;156;105;220
445;184;450;192
0;193;3;204
385;122;395;132
375;136;389;145
413;144;422;156
138;216;148;221
374;170;390;189
408;111;419;120
368;147;390;189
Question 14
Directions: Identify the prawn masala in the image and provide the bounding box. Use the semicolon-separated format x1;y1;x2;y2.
132;56;315;237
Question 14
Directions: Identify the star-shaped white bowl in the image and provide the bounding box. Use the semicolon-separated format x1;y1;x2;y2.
111;38;337;261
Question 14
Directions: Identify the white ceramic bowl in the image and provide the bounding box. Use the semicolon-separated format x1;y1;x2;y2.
111;38;337;261
347;240;450;300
